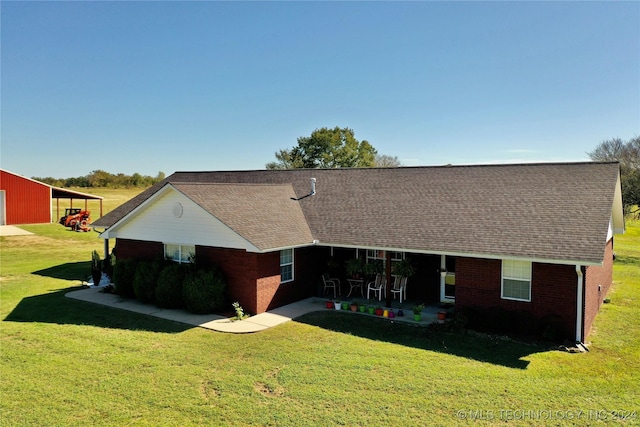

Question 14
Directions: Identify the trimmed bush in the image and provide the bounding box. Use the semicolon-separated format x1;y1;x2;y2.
156;263;187;309
133;260;163;304
183;267;227;314
112;258;138;298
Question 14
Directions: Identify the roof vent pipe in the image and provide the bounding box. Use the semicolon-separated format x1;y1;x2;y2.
291;177;316;201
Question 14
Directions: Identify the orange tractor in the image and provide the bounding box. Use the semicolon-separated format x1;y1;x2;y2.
59;208;91;232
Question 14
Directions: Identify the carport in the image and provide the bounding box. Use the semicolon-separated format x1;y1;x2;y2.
52;187;103;222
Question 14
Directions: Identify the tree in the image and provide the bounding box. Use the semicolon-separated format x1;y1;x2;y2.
375;154;402;167
266;127;378;169
588;136;640;216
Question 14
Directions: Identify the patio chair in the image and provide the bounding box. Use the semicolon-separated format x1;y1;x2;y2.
390;276;408;303
322;273;340;298
367;273;386;301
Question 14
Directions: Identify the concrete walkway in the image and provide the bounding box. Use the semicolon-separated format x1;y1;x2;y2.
0;225;33;236
66;286;326;333
66;285;443;333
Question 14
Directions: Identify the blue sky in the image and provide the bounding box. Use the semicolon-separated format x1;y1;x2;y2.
2;1;638;178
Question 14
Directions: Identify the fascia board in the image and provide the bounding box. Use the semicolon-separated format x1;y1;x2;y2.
315;242;603;267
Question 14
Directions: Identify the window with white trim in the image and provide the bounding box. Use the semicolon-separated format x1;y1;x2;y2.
502;260;532;301
280;249;294;283
164;244;195;264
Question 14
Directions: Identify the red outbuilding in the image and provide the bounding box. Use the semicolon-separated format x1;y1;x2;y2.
0;169;102;225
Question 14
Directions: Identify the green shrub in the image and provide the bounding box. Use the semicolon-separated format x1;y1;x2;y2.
112;258;138;298
182;267;227;314
156;263;187;309
133;260;163;304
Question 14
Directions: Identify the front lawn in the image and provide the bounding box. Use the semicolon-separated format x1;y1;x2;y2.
1;216;638;426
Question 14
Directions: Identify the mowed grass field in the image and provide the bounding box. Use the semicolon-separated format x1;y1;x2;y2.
1;188;639;426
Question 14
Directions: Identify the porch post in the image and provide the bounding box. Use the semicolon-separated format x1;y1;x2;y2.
104;238;110;260
385;251;392;307
440;255;446;302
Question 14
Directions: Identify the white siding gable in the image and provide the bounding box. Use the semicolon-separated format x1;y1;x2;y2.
106;186;259;252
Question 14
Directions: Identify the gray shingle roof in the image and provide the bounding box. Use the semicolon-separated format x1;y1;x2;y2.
170;182;314;251
93;162;621;264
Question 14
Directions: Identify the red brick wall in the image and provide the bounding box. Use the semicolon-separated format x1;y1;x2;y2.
197;246;259;314
584;239;614;338
114;239;164;261
455;257;577;340
112;240;319;315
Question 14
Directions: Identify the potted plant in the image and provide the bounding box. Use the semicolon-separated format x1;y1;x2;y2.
374;307;383;316
413;304;424;321
91;250;102;287
350;301;358;312
345;258;365;279
364;260;384;282
393;258;416;278
437;311;447;321
368;305;375;315
437;267;448;278
326;300;334;309
358;304;366;313
341;301;350;310
335;300;342;310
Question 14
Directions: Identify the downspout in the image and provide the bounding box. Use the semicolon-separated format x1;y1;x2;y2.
575;265;584;344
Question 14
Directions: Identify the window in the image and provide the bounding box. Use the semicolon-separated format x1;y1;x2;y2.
280;249;294;283
165;244;195;264
502;260;532;301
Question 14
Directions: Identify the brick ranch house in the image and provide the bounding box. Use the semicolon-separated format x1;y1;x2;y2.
92;162;624;342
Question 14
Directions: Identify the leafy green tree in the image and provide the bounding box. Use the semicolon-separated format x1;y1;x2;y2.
588;136;640;215
266;127;378;169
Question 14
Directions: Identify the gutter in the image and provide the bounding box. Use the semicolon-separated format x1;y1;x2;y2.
575;264;585;346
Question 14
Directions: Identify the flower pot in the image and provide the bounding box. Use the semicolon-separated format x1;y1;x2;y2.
335;302;342;310
350;304;358;312
414;314;421;321
437;311;447;321
383;309;389;318
326;301;334;309
397;309;404;317
375;309;383;316
342;302;349;310
389;310;395;319
368;307;375;315
359;305;366;313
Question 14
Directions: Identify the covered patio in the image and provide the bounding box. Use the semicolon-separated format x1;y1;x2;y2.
318;247;457;314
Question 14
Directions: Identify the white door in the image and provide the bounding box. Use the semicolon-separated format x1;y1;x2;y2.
0;191;6;225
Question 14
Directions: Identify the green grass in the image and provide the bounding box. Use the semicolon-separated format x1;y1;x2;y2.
1;193;639;426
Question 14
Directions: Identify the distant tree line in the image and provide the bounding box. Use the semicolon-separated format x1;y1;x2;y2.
33;170;166;188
